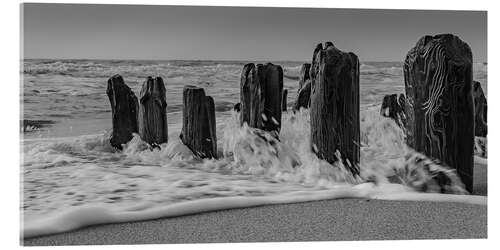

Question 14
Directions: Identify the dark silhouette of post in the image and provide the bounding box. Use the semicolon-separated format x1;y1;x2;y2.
299;63;311;89
180;86;217;159
293;63;312;111
380;93;406;128
473;81;487;137
106;74;138;149
403;34;474;192
233;102;241;112
138;76;168;146
293;80;311;111
240;62;283;135
282;89;288;111
310;42;360;174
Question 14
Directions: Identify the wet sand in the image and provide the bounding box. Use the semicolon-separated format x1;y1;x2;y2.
23;160;488;246
23;198;486;246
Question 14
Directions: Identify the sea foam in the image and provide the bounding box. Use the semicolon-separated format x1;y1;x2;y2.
22;108;486;239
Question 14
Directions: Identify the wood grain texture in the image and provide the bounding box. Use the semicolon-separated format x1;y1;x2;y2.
106;74;139;149
138;76;168;146
472;81;487;137
403;34;474;192
180;86;217;159
240;63;283;136
310;42;360;174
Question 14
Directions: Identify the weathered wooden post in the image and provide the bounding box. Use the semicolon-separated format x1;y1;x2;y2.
233;102;241;112
293;80;311;111
403;34;474;192
293;63;312;111
310;42;360;174
299;63;311;89
240;62;283;135
138;76;168;146
380;93;407;128
473;81;487;137
282;89;288;111
106;74;139;149
180;85;217;159
381;94;399;118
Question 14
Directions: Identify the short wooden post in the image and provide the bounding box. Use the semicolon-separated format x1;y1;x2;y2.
293;80;311;111
240;62;283;135
473;81;487;137
381;94;399;118
310;42;360;174
380;93;408;128
180;85;217;159
282;89;288;111
293;63;312;111
299;63;311;89
106;74;139;149
233;102;241;112
404;34;474;192
138;76;168;146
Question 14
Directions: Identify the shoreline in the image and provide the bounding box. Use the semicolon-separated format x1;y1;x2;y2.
23;198;487;245
21;156;487;243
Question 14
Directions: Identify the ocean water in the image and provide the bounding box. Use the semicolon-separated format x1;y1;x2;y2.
21;59;488;238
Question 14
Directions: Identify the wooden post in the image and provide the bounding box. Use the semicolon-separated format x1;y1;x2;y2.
106;74;139;149
403;34;474;192
240;62;283;135
299;63;311;89
138;76;168;146
310;42;360;174
473;81;487;137
282;89;288;111
293;80;311;111
180;85;217;159
233;103;241;112
380;93;407;128
293;63;312;111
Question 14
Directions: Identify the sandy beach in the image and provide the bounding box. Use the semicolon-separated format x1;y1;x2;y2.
22;198;486;246
22;159;487;246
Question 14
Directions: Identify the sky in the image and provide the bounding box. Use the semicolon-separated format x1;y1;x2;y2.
21;4;487;62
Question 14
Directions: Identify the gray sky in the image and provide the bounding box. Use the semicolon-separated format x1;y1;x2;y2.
22;4;487;62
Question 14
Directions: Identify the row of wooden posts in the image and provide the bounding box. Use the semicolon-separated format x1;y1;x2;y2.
107;33;486;193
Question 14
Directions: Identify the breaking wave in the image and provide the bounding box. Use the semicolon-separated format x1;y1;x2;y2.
21;108;485;238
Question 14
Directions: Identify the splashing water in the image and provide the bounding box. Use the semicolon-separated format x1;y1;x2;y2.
21;107;483;238
21;60;486;238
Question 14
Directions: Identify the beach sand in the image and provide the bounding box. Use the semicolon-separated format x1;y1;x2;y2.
22;161;487;246
23;199;486;246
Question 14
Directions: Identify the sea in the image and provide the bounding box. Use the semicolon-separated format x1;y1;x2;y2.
21;59;488;238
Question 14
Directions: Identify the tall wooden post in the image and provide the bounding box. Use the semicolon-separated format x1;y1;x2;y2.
180;86;217;159
240;62;283;135
106;74;138;149
138;76;168;146
403;34;474;192
310;42;360;174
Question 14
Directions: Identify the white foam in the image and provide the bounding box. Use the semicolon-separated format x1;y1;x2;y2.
21;107;486;239
22;182;486;239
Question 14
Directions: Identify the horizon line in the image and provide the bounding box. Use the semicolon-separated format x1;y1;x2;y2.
21;57;488;63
